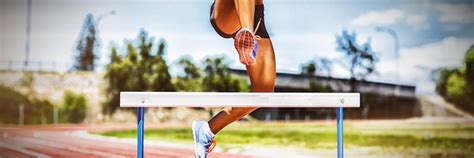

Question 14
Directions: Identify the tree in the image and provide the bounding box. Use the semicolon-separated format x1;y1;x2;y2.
301;58;333;77
301;61;316;76
102;29;175;115
174;57;203;92
174;56;250;93
180;57;201;79
202;56;249;92
301;58;334;92
74;13;100;71
465;45;474;96
435;68;457;96
336;30;378;91
336;30;377;80
435;45;474;114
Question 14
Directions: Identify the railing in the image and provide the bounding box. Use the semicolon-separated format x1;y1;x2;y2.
120;92;361;158
0;60;106;72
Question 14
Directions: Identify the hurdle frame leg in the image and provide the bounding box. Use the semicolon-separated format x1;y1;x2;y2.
337;107;344;158
137;107;145;158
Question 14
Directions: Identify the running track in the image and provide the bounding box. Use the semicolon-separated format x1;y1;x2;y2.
0;125;252;158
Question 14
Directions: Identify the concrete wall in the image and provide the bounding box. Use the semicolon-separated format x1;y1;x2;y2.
0;71;212;124
0;71;104;123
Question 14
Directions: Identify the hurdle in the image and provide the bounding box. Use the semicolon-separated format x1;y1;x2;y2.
120;92;360;158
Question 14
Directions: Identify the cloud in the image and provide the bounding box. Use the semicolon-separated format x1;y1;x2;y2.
267;32;473;95
406;14;427;25
442;24;462;31
371;36;474;94
435;3;474;23
270;33;345;75
351;9;405;27
405;14;429;30
401;37;472;69
351;9;429;30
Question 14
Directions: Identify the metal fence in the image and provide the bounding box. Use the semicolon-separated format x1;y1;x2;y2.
0;60;105;72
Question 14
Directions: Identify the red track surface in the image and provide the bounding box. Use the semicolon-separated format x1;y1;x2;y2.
0;124;252;158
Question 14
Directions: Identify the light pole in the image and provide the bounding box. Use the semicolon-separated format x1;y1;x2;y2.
96;10;116;25
375;26;400;96
94;10;115;71
24;0;32;70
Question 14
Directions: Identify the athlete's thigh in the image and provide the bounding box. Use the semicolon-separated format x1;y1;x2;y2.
246;38;276;91
213;0;241;35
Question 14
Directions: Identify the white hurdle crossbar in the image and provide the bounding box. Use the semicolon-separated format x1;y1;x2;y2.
120;92;360;158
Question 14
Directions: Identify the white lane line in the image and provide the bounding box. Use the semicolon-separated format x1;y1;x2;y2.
71;131;200;156
72;130;195;150
4;132;125;158
0;141;51;158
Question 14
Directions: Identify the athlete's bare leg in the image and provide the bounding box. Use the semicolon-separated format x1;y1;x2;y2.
208;39;275;134
234;0;255;32
211;0;264;36
208;0;274;134
211;0;240;35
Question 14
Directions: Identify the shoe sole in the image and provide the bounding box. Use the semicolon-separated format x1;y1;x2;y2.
192;121;202;158
234;29;256;66
192;122;197;157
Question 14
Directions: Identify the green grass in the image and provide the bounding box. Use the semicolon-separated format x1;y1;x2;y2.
98;121;474;151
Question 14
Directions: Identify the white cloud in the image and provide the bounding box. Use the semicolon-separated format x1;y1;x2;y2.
270;32;474;95
372;37;474;94
401;37;471;69
351;9;430;30
351;9;405;27
270;33;342;74
436;3;474;23
271;32;473;95
405;14;429;30
406;14;427;25
442;24;461;31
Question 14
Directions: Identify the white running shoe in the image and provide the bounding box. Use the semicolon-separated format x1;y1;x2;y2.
192;121;216;158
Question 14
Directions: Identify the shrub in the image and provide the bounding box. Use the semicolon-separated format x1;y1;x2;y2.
435;45;474;113
0;85;54;125
60;90;88;123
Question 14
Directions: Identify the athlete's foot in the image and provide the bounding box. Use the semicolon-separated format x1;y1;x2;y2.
234;28;258;66
192;121;216;158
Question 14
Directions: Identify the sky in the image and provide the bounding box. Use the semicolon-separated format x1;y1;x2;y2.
1;0;473;94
